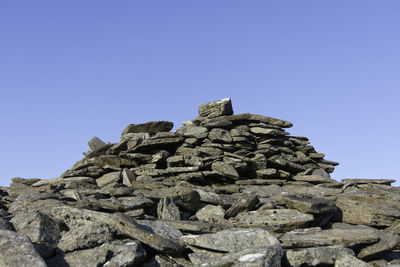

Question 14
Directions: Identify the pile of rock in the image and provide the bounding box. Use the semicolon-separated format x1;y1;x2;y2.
1;98;399;267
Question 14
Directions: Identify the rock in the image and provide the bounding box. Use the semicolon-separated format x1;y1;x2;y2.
102;240;146;267
11;211;61;259
122;121;174;135
255;168;278;178
198;98;233;118
208;128;233;143
137;220;183;243
225;194;259;218
231;209;314;232
280;195;337;214
242;184;282;198
177;125;209;139
336;194;400;227
0;218;14;231
342;178;397;185
334;253;370;267
113;213;187;256
292;174;338;184
157;197;180;220
182;228;282;266
121;168;136;186
211;161;239;179
88;136;107;151
48;245;109;267
284;246;355;267
96;171;121;187
280;228;380;248
195;205;225;223
58;222;114;252
0;230;47;267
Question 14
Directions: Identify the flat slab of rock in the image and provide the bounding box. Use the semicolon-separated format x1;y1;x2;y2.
334;253;370;267
212;113;293;128
280;228;379;248
122;121;174;135
285;246;355;267
293;175;339;184
231;209;314;232
341;178;396;185
336;194;400;227
0;230;47;267
211;161;239;179
280;195;337;214
198;98;233;118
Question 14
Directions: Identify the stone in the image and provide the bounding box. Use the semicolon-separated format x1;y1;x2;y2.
280;228;380;248
157;197;180;220
195;205;225;223
58;222;114;252
231;209;314;232
11;177;41;185
88;136;107;151
208;128;233;143
280;195;337;214
0;230;47;267
225;194;259;218
342;178;397;185
284;246;355;267
96;171;121;187
121;121;174;135
137;220;183;243
198;98;233;118
292;174;338;184
121;168;136;186
255;168;278;178
211;161;239;179
216;113;293;128
242;184;282;198
113;213;187;256
11;211;61;259
336;194;400;227
102;240;146;267
0;218;14;231
334;253;370;267
177;125;209;139
48;245;109;267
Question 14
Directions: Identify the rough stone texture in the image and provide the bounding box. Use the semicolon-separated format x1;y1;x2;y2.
0;230;47;267
198;97;233;118
11;211;61;258
2;98;400;267
122;121;174;135
284;246;355;267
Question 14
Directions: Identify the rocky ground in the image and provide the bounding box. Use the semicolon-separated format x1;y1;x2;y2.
1;98;399;267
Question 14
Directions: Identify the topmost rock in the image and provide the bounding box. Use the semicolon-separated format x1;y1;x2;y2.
198;98;233;118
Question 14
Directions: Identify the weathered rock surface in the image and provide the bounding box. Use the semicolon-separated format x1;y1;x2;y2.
1;98;398;267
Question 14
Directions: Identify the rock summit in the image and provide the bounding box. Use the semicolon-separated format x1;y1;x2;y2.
1;98;399;266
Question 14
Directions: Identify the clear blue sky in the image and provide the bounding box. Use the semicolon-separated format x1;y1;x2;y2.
1;1;399;187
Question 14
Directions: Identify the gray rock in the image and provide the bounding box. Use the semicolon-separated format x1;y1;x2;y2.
8;193;68;214
215;113;293;128
342;178;397;185
209;128;233;143
11;177;41;185
193;189;226;206
132;134;183;152
336;194;400;227
242;184;282;198
113;213;186;256
157;197;181;220
166;155;184;167
138;219;183;243
11;211;61;258
334;253;370;267
88;136;107;151
198;98;233;118
285;246;355;267
231;209;314;232
58;222;114;252
280;195;337;214
122;121;174;135
0;218;14;231
225;194;259;218
211;161;239;179
292;174;338;184
48;245;109;267
121;168;136;186
255;168;278;178
103;240;146;267
280;228;379;248
96;171;121;187
177;125;209;139
0;230;46;267
196;205;226;223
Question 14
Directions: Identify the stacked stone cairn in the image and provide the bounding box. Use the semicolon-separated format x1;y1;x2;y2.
1;98;400;266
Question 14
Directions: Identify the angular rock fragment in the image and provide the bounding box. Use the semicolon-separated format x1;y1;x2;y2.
208;128;233;143
198;98;233;118
334;253;370;267
157;197;180;220
0;230;47;267
122;121;174;135
88;136;107;151
211;161;239;179
225;194;259;218
195;205;225;223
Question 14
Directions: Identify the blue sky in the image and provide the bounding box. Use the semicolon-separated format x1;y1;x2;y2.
1;1;399;187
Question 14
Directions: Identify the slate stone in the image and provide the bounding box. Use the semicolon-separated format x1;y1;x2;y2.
195;205;226;223
138;219;183;243
280;195;337;214
11;211;61;259
225;194;259;218
96;171;121;187
0;230;47;267
157;197;180;220
284;246;355;267
122;121;174;135
208;128;233;143
0;218;14;231
198;98;233;118
177;125;209;139
342;178;397;185
58;222;114;252
48;246;109;267
211;161;239;179
88;136;107;151
280;228;380;248
102;240;146;267
231;209;314;232
334;253;370;267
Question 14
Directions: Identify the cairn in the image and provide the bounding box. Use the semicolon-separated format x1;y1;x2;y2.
1;98;399;266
